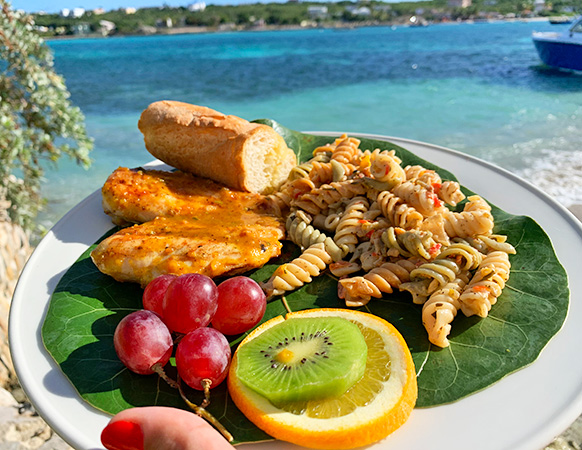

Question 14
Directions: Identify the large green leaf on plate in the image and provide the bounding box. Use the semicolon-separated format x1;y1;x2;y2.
41;122;569;444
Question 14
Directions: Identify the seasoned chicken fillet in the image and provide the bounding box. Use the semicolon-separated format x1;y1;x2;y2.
102;167;265;225
93;167;285;285
92;214;283;287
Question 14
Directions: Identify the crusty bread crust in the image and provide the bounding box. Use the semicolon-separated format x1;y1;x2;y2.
138;101;296;193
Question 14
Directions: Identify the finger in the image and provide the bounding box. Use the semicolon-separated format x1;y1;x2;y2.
101;406;234;450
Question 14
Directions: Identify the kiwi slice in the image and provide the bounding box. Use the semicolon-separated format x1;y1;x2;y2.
235;316;367;404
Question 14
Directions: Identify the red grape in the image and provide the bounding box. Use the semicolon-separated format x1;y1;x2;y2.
176;327;231;390
113;310;173;375
143;274;177;318
163;273;218;334
211;276;266;335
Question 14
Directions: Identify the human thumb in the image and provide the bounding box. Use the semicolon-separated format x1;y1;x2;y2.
101;406;234;450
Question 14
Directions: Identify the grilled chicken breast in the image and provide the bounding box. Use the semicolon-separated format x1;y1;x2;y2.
102;167;265;226
92;167;285;286
91;215;283;286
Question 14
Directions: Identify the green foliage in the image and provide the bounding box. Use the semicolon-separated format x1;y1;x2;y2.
31;0;575;37
0;0;93;231
42;125;568;443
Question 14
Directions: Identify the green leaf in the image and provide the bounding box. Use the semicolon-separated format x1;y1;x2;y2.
42;123;569;444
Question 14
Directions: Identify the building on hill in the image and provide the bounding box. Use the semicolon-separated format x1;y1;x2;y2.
60;7;85;18
188;2;206;12
533;0;546;12
448;0;472;7
346;5;372;16
307;5;328;19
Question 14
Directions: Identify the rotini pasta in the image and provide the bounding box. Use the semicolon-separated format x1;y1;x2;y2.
286;210;344;262
262;177;316;217
334;197;369;255
262;242;333;297
262;134;515;346
400;258;461;304
292;179;368;215
288;151;331;181
338;259;417;307
330;135;361;165
372;190;423;229
392;180;447;217
475;234;517;254
404;165;442;185
422;272;470;348
443;195;494;238
308;159;357;186
459;251;511;318
369;149;406;188
437;239;484;271
437;180;465;207
381;226;440;260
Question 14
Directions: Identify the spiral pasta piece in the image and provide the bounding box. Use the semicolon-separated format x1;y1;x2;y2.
261;190;292;218
309;160;357;186
381;226;440;260
404;165;442;186
437;180;465;207
374;190;423;229
312;209;343;232
400;259;461;304
262;243;333;297
329;260;361;277
437;239;484;271
334;197;369;255
443;195;494;238
422;272;470;348
263;177;316;217
369;149;406;188
357;242;385;271
331;135;361;165
459;251;511;318
313;134;349;156
475;234;517;254
288;152;331;181
338;259;417;307
392;180;446;217
286;211;344;261
292;179;368;215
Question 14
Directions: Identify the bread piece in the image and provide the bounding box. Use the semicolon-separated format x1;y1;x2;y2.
138;101;297;194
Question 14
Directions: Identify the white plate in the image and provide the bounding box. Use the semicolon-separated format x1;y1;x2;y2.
9;134;582;450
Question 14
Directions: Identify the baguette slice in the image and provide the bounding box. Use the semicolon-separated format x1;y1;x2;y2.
138;101;297;194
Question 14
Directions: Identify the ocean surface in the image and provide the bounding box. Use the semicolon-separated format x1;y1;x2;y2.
41;20;582;229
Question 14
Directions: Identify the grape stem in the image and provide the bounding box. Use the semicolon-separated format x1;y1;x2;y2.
178;378;234;443
201;378;211;408
151;363;179;389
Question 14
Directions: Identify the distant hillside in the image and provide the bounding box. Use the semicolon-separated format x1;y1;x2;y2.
30;0;577;37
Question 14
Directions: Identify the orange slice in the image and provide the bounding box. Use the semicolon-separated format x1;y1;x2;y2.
227;308;417;449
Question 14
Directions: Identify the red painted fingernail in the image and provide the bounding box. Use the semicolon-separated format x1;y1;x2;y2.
101;420;144;450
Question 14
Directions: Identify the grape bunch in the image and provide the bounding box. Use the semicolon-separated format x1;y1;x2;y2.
114;274;267;391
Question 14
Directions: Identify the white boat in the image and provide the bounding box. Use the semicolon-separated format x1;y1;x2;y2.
548;16;574;25
532;16;582;71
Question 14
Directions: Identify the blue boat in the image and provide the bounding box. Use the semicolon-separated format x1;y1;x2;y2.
532;16;582;71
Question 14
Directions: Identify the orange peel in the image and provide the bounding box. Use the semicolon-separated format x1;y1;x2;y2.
228;308;417;449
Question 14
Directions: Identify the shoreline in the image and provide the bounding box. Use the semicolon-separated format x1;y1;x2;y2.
44;16;552;41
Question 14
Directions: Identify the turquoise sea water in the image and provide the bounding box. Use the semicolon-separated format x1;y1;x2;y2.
41;20;582;228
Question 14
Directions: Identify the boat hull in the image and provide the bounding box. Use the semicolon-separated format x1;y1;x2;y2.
533;36;582;71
